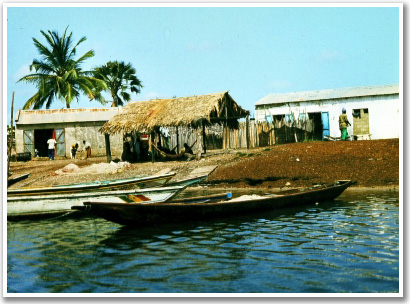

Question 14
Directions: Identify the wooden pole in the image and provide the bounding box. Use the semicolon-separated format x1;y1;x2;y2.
151;132;155;163
105;133;111;163
246;114;250;150
176;126;180;154
7;92;15;179
157;130;161;147
202;122;206;154
224;96;228;151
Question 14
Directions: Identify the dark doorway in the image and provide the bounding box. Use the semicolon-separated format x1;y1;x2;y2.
308;113;323;140
34;129;54;157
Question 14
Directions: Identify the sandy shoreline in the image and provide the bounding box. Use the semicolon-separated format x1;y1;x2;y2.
8;139;399;190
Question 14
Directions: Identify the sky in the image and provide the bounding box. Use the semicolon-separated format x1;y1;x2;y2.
4;3;401;125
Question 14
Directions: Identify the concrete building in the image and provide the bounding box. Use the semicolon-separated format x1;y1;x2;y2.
254;84;400;140
14;107;123;158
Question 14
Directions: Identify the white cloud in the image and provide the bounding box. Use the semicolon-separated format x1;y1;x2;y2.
13;64;31;82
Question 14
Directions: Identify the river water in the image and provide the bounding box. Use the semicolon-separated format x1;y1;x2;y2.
6;189;400;294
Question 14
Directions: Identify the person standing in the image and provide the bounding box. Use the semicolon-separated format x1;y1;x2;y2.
133;137;141;162
47;137;57;160
83;140;92;159
339;108;351;141
70;142;79;159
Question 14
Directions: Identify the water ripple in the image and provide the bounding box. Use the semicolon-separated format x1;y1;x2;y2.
7;190;399;293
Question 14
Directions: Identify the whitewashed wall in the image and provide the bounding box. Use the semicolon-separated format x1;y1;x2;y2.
255;95;399;139
14;108;124;158
64;123;123;157
14;123;123;158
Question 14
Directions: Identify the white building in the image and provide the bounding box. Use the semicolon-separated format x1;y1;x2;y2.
14;107;123;158
254;84;400;140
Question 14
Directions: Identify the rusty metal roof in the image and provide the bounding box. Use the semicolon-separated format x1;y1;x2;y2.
255;84;399;106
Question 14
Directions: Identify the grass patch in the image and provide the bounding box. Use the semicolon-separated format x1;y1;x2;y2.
236;152;261;158
236;152;248;157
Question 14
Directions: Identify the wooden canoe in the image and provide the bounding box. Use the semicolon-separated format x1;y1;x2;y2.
82;180;357;227
73;192;232;212
166;174;208;187
7;172;176;197
7;185;187;220
166;165;217;187
7;173;31;187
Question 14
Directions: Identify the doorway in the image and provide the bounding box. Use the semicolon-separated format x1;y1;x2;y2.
321;112;330;139
308;113;324;140
34;129;54;157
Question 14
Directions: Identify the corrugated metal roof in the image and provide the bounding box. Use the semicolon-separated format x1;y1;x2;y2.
255;84;399;106
16;107;121;125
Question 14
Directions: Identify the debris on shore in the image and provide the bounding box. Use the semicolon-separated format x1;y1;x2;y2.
53;162;132;175
8;139;399;189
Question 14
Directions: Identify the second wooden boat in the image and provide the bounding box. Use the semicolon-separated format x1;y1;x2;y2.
7;172;176;197
7;173;31;187
7;185;186;220
80;180;356;227
166;174;208;187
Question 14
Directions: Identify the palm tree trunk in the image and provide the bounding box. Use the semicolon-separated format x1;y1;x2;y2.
112;93;118;107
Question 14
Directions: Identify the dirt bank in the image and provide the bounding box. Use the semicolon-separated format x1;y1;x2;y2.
8;139;399;190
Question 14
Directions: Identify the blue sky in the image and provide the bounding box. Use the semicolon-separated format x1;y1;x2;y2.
5;4;401;124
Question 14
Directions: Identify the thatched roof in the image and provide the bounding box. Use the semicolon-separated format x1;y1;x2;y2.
100;91;249;135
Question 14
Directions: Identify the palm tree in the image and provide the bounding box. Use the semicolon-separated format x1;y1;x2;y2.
18;27;107;109
92;61;143;107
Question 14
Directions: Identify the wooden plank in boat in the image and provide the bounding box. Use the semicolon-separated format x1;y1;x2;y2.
186;166;217;178
154;168;172;175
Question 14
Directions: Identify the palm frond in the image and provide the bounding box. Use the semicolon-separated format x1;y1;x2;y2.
131;86;142;94
45;93;55;109
20;28;106;109
92;60;143;107
120;91;131;102
18;73;43;84
32;37;53;59
30;60;56;74
39;30;54;50
22;92;41;109
75;50;94;66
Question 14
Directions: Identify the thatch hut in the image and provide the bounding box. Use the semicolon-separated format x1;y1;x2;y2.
100;91;250;162
100;91;249;133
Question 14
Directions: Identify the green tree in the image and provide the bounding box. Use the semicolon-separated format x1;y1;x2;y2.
93;61;143;107
18;27;107;109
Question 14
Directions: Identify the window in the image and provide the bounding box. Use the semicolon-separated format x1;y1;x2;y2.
352;109;368;118
352;109;361;118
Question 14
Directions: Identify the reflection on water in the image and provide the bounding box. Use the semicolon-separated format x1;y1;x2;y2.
7;189;399;293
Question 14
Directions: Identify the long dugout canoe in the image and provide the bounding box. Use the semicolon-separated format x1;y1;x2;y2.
7;172;176;197
7;185;186;220
82;180;356;227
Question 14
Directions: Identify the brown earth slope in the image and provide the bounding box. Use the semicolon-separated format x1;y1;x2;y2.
208;139;399;188
8;139;399;189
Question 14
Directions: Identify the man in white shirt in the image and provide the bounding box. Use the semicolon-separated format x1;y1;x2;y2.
83;140;91;159
47;137;57;160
